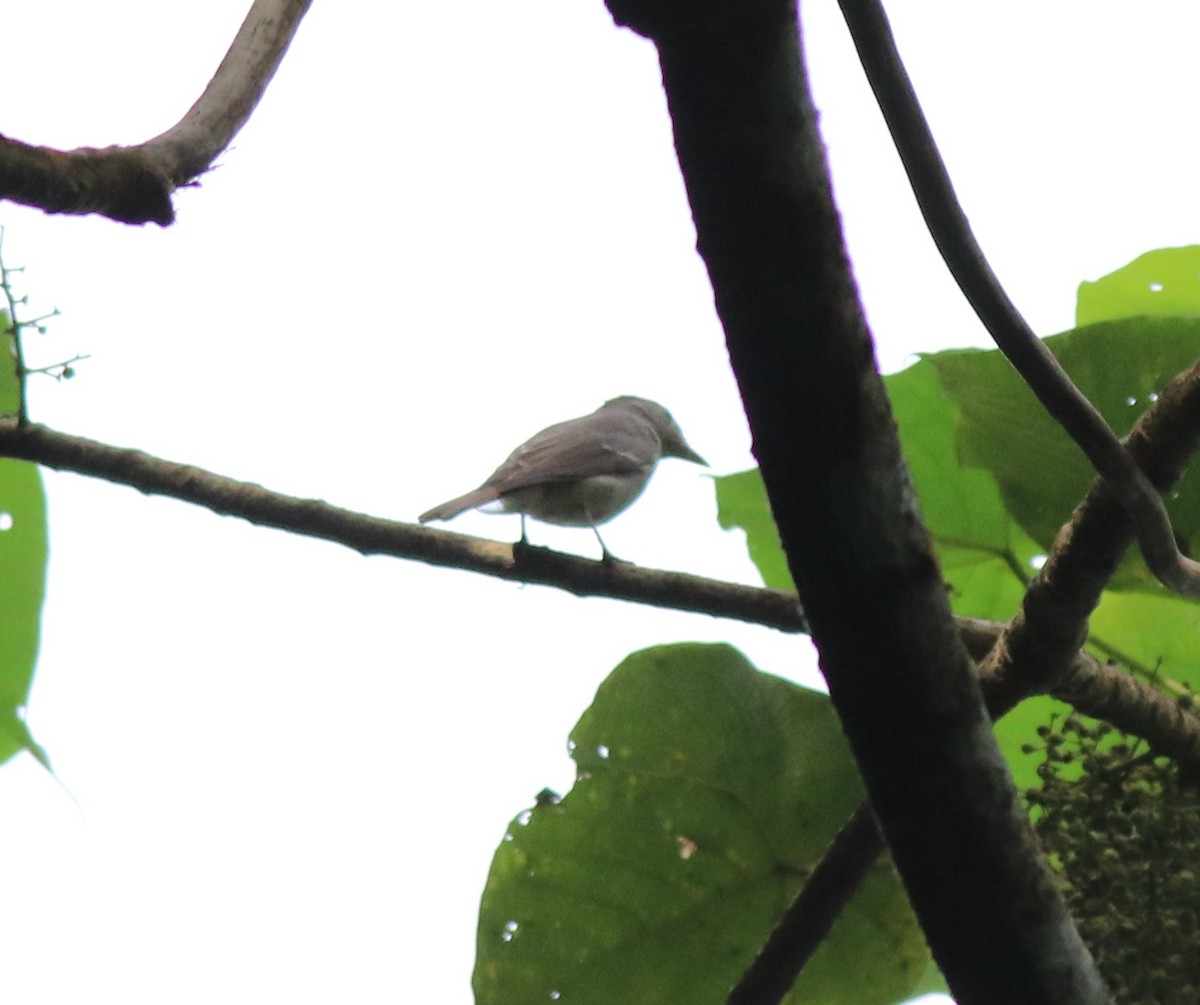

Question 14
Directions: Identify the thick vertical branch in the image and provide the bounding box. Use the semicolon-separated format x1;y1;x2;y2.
603;1;1108;1002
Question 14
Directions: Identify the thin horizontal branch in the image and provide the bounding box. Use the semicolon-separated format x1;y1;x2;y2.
0;417;807;631
0;0;312;225
837;0;1200;601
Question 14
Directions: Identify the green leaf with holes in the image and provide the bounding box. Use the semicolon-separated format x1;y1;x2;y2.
474;644;930;1005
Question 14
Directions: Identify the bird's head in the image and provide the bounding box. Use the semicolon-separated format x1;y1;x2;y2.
603;396;708;466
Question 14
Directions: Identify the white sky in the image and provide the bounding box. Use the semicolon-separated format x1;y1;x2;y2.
1;2;1197;1003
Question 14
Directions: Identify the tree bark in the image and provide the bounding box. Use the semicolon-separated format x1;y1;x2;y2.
0;0;312;225
603;0;1109;1001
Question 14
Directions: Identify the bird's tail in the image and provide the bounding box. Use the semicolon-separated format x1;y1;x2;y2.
418;486;502;523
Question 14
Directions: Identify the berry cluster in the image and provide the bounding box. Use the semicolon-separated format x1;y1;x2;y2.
1026;712;1200;1003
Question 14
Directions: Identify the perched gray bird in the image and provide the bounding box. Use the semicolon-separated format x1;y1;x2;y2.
418;396;706;558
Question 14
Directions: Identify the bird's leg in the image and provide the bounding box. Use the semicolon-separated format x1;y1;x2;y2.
510;515;536;571
592;525;619;564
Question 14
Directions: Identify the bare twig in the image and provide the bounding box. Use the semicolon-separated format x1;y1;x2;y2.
0;0;312;225
0;228;30;424
836;0;1200;601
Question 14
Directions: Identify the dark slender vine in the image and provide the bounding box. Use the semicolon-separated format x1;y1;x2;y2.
836;0;1200;600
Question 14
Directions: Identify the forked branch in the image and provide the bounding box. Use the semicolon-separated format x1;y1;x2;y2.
0;0;312;225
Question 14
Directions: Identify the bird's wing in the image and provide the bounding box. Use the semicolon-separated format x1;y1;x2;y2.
484;410;659;493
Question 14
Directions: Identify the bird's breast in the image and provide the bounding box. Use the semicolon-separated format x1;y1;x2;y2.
498;471;654;526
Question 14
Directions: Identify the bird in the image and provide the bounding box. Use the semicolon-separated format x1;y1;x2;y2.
418;396;707;558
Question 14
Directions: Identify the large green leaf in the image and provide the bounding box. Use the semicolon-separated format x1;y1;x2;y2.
0;463;49;769
1087;589;1200;695
0;307;51;769
715;356;1039;622
714;469;794;592
885;356;1042;620
693;253;1200;1003
929;317;1200;590
475;644;930;1005
711;318;1200;785
1077;246;1200;326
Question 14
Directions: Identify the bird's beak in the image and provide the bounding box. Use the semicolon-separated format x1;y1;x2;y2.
678;444;708;467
